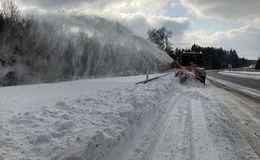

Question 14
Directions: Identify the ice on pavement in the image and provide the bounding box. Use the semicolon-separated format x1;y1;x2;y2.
0;72;201;160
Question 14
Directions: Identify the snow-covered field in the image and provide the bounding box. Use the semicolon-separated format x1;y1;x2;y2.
219;71;260;80
0;72;259;160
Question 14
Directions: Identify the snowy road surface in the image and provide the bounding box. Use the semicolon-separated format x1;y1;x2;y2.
218;71;260;80
121;80;260;160
0;72;259;160
207;71;260;90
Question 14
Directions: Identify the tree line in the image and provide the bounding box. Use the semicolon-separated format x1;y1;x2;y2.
148;27;256;70
174;44;255;70
255;57;260;69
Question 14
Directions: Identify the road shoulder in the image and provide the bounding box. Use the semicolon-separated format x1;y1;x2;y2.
207;75;260;102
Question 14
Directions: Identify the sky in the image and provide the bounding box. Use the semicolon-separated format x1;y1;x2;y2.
14;0;260;59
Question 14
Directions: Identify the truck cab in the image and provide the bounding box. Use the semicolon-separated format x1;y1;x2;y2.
180;52;205;68
180;51;206;83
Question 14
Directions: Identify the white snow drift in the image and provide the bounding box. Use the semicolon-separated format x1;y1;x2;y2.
0;72;202;160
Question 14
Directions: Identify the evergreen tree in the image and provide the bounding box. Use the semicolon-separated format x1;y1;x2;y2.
255;57;260;69
188;44;254;69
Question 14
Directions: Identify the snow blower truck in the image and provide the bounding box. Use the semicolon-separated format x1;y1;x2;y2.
171;51;206;84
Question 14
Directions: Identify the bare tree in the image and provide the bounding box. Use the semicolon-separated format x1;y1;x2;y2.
1;0;20;21
147;27;173;51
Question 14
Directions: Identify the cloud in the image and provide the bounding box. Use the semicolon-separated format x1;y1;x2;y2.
16;0;86;10
180;0;260;23
170;2;177;8
119;14;191;37
156;16;191;37
177;0;260;59
16;0;170;12
15;0;191;38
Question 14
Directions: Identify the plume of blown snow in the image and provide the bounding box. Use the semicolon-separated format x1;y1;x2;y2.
46;14;172;63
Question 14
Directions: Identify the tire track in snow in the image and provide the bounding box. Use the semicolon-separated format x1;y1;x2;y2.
150;96;192;160
130;90;221;160
213;97;260;159
190;98;219;160
203;84;260;160
127;92;184;160
148;90;219;160
127;83;259;160
147;92;187;160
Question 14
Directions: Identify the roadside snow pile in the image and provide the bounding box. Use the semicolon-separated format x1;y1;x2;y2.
0;73;202;160
175;70;203;87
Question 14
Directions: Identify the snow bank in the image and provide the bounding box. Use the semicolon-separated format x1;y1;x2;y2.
175;70;203;87
0;73;202;160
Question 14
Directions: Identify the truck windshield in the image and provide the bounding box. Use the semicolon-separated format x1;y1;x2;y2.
181;54;204;66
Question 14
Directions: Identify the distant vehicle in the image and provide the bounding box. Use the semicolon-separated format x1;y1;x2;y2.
171;51;206;84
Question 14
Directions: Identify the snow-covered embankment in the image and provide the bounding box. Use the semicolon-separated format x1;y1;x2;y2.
53;74;182;160
0;73;194;160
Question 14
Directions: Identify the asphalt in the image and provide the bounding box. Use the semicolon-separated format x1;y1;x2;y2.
207;71;260;91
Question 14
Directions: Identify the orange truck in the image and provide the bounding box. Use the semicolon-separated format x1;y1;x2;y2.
171;51;206;84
